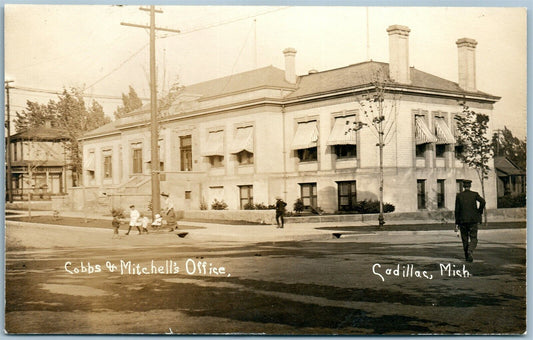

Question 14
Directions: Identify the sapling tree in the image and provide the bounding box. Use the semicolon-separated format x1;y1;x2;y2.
454;102;494;224
349;71;399;228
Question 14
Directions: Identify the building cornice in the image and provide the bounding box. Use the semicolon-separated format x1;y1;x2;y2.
79;84;499;142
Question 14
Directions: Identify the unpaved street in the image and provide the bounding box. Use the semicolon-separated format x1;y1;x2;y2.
5;222;526;334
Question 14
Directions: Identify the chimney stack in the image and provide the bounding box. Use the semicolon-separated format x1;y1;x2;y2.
456;38;477;92
283;48;297;84
386;25;411;84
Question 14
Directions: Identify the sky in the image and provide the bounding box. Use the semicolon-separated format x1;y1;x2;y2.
3;4;528;138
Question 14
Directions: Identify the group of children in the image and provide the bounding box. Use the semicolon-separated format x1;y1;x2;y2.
112;205;164;237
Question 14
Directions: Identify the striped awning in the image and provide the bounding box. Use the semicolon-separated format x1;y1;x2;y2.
327;116;357;146
230;126;253;154
202;130;224;156
291;121;319;150
84;152;95;171
434;117;456;144
415;116;437;145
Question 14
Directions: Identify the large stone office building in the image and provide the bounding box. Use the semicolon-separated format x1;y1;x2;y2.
79;25;499;214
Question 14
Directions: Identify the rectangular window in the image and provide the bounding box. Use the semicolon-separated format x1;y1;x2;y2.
297;147;318;162
237;150;254;165
416;144;426;158
417;179;426;209
159;162;166;181
436;144;446;158
231;126;254;164
454;144;464;159
335;145;357;159
239;185;253;209
300;183;317;209
103;155;112;179
185;191;191;199
437;179;445;208
209;155;224;168
180;135;192;171
132;145;143;174
337;181;357;211
456;179;464;193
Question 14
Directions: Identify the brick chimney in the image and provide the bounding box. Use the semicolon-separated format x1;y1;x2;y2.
456;38;477;92
283;47;297;84
386;25;411;84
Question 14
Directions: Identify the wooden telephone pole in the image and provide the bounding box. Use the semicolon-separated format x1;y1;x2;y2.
5;80;14;203
121;6;180;217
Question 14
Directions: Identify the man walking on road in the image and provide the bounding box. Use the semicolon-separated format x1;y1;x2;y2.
455;180;486;262
275;196;287;229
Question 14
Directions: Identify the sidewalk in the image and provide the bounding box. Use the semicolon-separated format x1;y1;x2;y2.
5;209;526;244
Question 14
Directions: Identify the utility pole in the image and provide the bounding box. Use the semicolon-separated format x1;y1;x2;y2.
5;80;14;203
121;6;180;218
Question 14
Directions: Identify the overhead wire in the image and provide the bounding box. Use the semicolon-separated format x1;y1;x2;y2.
11;6;291;106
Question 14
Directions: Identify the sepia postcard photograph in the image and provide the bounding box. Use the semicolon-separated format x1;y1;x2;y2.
3;2;527;336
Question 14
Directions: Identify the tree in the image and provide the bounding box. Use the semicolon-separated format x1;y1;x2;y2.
349;71;399;228
14;87;110;186
113;85;143;119
454;102;493;224
15;100;56;131
492;126;526;170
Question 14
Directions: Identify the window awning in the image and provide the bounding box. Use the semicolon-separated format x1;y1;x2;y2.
291;121;319;150
434;117;456;144
327;116;357;146
230;126;253;154
202;130;224;156
84;152;95;172
415;116;437;145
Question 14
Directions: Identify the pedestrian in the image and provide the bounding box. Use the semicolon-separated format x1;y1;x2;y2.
275;196;287;229
151;213;163;229
141;214;150;234
126;205;142;235
111;214;122;238
161;192;178;231
454;180;486;262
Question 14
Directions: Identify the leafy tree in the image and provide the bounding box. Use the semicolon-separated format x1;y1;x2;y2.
113;85;143;119
15;100;56;131
455;102;494;224
492;126;526;170
14;87;110;186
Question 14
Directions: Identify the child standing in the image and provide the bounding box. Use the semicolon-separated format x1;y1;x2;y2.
111;208;124;238
141;215;150;234
126;205;141;235
112;215;121;238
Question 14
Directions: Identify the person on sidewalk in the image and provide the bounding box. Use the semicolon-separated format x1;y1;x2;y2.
140;214;150;234
111;214;122;238
454;180;485;262
161;192;178;231
126;205;142;235
151;213;163;229
275;196;287;229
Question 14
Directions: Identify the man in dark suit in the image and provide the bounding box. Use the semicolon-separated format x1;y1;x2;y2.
455;180;486;262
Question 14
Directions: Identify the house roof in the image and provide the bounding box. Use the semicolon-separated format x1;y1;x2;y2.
286;61;499;100
80;60;499;140
184;65;297;98
80;119;121;139
494;156;526;176
10;126;70;141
